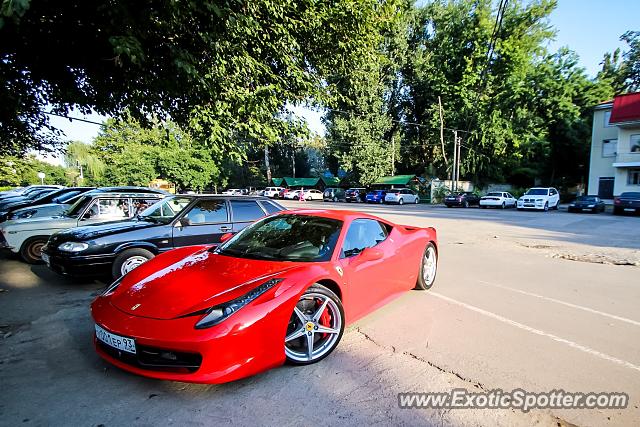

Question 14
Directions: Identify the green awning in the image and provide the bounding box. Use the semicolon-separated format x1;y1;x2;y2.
321;176;341;187
271;178;284;186
373;174;417;185
284;177;320;187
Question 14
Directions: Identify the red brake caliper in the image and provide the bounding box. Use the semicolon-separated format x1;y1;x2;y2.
319;300;332;338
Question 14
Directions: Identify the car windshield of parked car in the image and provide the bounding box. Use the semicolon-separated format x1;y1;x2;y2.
139;196;192;223
525;189;548;196
64;195;93;217
217;214;342;262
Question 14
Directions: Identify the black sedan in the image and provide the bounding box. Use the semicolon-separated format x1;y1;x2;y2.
0;187;95;222
42;195;285;279
444;192;481;208
613;192;640;215
568;195;606;213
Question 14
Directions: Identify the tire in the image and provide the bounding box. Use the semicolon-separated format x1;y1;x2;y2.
398;198;404;205
112;248;155;279
553;200;560;210
333;196;338;202
414;197;419;204
543;202;549;212
501;202;505;209
463;201;469;208
20;236;48;264
380;199;384;204
415;242;437;290
285;284;345;365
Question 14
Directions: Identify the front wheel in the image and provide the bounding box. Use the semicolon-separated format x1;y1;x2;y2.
415;243;437;290
463;201;469;208
543;202;549;212
285;284;345;365
501;202;506;209
414;197;419;204
112;248;154;279
398;198;404;205
20;236;48;264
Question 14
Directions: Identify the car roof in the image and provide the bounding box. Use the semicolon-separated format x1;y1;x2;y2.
278;208;389;223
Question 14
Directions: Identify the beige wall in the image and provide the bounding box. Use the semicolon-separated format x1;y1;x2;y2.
588;106;617;195
613;126;640;195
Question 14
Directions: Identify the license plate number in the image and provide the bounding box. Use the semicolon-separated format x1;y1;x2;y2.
624;208;635;212
41;253;50;265
95;324;136;354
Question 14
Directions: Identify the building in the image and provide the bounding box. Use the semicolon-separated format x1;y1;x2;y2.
589;92;640;199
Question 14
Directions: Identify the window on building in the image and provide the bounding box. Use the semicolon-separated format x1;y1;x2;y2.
631;134;640;153
628;169;640;186
604;110;613;127
602;139;617;157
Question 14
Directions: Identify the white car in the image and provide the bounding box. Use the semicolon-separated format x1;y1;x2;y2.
517;187;560;211
480;192;517;209
284;190;303;200
263;187;283;198
301;189;323;201
221;189;245;195
384;188;419;205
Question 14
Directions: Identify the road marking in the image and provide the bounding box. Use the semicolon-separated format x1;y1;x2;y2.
430;292;640;373
476;280;640;327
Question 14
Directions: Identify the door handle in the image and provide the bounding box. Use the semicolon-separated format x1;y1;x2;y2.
220;226;231;232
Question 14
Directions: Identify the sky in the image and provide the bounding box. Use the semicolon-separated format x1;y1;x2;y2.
40;0;638;165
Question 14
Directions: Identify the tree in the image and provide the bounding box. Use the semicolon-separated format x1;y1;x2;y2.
598;31;640;93
1;0;393;155
64;141;106;184
0;155;71;186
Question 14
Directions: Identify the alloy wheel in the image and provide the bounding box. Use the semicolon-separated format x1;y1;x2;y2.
120;256;149;275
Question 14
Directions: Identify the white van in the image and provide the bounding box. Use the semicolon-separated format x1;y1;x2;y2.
263;187;284;198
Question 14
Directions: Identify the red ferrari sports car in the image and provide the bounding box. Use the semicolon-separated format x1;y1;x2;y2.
91;210;438;383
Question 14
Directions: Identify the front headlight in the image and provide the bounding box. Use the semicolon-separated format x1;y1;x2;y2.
587;204;595;208
58;242;89;252
194;278;282;329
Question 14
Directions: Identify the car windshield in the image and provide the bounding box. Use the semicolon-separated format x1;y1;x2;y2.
525;189;548;195
138;196;192;223
64;195;93;217
486;192;502;197
577;196;597;202
217;214;343;262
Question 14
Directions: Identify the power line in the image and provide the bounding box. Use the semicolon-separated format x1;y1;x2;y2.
44;111;105;126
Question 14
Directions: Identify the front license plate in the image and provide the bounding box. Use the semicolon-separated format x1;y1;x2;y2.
624;208;635;212
95;324;136;354
41;253;50;265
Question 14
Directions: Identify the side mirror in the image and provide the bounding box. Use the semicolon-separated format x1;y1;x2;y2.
219;232;234;243
359;247;384;262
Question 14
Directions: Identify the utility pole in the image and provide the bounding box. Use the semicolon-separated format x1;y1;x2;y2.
456;134;461;192
264;145;272;183
451;130;457;192
291;146;296;178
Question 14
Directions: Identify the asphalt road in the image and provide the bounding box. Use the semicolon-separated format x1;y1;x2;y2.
1;201;639;426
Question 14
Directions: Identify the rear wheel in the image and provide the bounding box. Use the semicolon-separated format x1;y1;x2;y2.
415;243;437;290
414;197;419;204
399;198;404;205
501;202;506;209
285;284;344;365
20;236;48;264
463;201;469;208
112;248;155;279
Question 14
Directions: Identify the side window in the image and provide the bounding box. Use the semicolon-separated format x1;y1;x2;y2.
550;189;557;196
183;200;228;224
85;198;129;219
231;200;267;223
131;198;160;216
341;219;388;258
259;201;282;215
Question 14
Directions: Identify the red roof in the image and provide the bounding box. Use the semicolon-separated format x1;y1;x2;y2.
609;92;640;124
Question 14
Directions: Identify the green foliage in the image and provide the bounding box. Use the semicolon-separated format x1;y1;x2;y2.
598;31;640;93
0;155;72;186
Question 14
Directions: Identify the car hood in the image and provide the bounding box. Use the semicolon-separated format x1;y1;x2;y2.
110;249;301;320
54;219;162;242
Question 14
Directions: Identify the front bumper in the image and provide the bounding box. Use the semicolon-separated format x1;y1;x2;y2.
517;201;545;210
443;199;463;206
91;293;290;383
44;249;114;276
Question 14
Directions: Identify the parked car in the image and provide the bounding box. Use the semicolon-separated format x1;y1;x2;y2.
0;187;61;210
345;188;367;203
0;185;63;200
323;187;345;202
516;187;560;211
278;188;292;198
385;188;419;205
444;192;480;208
5;187;162;222
263;187;284;198
365;190;387;204
90;210;438;383
613;192;640;215
0;189;166;263
284;190;303;200
568;195;606;213
42;195;285;280
479;192;517;209
301;189;323;201
221;189;246;195
0;187;95;222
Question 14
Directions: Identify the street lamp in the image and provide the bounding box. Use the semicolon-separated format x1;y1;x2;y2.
37;172;45;184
